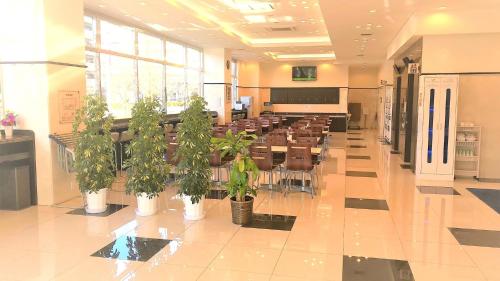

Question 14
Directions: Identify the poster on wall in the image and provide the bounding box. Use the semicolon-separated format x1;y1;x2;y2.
58;90;80;124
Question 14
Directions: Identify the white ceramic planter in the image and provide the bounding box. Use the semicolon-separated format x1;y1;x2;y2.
85;188;108;213
136;193;158;216
4;126;13;138
183;195;205;220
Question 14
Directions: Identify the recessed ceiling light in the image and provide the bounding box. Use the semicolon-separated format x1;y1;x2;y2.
376;24;383;28
354;39;359;42
301;1;307;4
98;4;106;8
367;23;372;26
304;6;310;8
369;9;376;13
139;2;146;6
283;16;294;22
244;15;267;23
355;25;361;29
438;6;447;10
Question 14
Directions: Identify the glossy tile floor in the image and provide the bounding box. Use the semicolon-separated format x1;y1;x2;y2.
1;130;500;280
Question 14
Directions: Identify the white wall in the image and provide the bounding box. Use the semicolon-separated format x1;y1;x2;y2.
0;0;86;205
204;48;232;124
422;33;500;73
348;66;380;88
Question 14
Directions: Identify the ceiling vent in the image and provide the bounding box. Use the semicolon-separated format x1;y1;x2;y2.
360;33;373;36
267;26;296;32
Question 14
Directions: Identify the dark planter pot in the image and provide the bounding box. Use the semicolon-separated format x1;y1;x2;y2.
230;196;254;225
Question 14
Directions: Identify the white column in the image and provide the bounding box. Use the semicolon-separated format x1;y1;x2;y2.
0;0;86;205
203;48;232;124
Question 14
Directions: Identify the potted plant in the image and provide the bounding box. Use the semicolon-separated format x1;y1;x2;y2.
176;95;212;220
72;96;115;213
1;111;17;138
125;97;170;216
212;131;259;225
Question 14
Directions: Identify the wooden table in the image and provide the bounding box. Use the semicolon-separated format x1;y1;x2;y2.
271;146;322;155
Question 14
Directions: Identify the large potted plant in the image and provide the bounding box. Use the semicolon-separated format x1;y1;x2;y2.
125;97;170;216
212;131;259;225
176;95;212;220
72;95;115;213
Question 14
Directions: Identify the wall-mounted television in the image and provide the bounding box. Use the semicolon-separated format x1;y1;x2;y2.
292;66;317;81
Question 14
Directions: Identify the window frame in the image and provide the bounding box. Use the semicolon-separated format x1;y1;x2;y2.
83;13;204;117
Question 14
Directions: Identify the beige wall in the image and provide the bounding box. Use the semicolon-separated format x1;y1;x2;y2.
378;60;395;86
259;61;348;87
348;66;380;88
422;33;500;73
458;75;500;179
237;61;261;117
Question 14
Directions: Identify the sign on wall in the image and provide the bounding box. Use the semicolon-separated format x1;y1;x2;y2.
58;90;80;124
408;63;420;74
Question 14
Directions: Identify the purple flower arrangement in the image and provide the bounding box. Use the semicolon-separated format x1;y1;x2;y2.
1;111;17;127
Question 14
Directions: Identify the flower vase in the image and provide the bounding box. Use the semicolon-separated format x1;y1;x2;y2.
4;126;13;138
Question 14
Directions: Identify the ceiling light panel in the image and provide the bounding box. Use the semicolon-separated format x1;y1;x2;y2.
217;0;276;13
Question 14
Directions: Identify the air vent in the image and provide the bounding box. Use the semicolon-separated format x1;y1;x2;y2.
360;33;373;36
357;54;364;57
267;26;296;32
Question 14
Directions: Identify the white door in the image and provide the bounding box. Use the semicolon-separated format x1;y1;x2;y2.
435;76;458;175
420;77;442;174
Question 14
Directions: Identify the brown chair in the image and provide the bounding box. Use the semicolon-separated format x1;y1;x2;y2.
209;149;229;186
166;132;177;143
266;134;287;167
284;143;317;198
250;143;282;192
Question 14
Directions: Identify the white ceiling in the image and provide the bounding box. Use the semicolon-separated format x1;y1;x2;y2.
84;0;500;64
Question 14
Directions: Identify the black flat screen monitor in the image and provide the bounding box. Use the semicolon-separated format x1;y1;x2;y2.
292;66;317;81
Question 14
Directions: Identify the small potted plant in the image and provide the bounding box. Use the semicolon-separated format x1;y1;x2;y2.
125;97;170;216
212;131;259;225
72;96;115;213
176;95;212;220
1;111;17;138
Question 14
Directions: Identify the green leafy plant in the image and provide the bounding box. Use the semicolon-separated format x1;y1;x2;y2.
72;95;115;193
176;95;213;204
125;97;170;198
211;131;259;202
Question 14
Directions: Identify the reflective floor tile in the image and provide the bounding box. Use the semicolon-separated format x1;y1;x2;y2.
467;188;500;213
228;228;289;249
91;236;172;261
342;256;415;281
209;245;281;274
346;171;377;178
449;227;500;248
131;264;204;281
409;262;485;281
206;189;228;200
349;145;367;148
66;204;128;217
274;250;343;280
242;213;297;231
199;268;270;281
417;186;461;195
345;198;389;210
347;155;371;160
402;241;475;266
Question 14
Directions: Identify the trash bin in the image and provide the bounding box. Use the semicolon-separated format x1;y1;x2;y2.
0;154;31;210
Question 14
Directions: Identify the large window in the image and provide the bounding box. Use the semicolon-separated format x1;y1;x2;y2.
84;15;204;118
100;55;137;119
